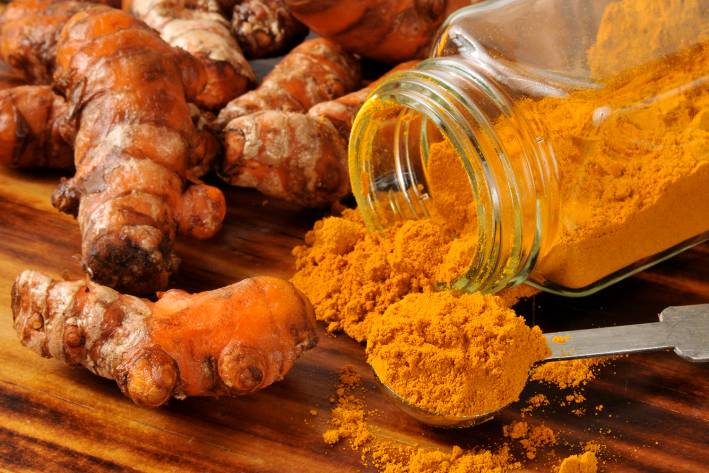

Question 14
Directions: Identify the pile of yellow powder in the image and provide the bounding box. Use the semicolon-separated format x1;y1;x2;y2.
367;291;550;417
530;358;613;389
291;208;537;342
502;421;556;460
558;452;598;473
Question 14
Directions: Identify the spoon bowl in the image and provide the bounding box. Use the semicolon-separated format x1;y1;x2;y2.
372;367;499;429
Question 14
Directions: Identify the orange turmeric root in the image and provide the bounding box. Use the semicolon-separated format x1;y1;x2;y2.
215;37;361;128
231;0;307;58
0;85;74;169
12;270;318;407
126;0;256;110
219;62;418;207
1;1;226;294
307;61;419;139
283;0;473;62
0;0;87;83
221;111;348;207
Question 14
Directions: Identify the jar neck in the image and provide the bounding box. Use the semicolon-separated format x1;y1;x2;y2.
349;56;559;293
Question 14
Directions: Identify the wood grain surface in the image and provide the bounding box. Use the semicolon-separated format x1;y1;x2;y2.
0;167;707;473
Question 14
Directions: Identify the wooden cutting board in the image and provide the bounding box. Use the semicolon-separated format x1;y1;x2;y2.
0;167;707;473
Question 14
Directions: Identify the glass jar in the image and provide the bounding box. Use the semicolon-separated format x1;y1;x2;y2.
349;0;709;296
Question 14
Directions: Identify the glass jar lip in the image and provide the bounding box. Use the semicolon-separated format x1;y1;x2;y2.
349;67;502;293
350;59;559;293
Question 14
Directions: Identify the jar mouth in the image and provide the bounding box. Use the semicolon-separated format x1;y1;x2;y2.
349;58;558;293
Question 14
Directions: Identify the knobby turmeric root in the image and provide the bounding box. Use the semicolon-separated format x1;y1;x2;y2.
284;0;473;62
12;270;318;407
221;111;348;207
0;0;86;83
216;37;361;128
219;62;418;207
231;0;307;58
0;85;74;169
307;61;419;140
1;1;227;294
127;0;256;110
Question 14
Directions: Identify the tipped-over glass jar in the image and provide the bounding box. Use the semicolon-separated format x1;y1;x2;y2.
349;0;709;296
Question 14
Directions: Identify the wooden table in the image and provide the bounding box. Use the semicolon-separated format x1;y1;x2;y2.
0;167;707;473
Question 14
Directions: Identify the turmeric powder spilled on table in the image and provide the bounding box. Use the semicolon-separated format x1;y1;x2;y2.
502;421;557;460
324;366;520;473
366;291;550;417
291;139;536;342
557;451;598;473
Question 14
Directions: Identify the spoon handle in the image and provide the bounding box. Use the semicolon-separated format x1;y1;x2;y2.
543;304;709;363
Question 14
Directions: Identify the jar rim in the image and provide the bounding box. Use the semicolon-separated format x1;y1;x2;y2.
349;58;559;293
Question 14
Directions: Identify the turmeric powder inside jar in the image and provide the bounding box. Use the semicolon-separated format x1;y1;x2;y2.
495;0;709;290
367;291;550;417
521;40;709;289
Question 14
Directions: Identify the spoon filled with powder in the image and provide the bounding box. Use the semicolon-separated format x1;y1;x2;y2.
367;293;709;428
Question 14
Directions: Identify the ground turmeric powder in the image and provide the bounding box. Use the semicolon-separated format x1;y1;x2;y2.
557;451;598;473
502;421;556;460
324;366;519;473
291;140;534;341
515;0;709;289
366;291;550;417
530;358;613;390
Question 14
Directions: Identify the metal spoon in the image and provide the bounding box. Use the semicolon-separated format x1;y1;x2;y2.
374;304;709;428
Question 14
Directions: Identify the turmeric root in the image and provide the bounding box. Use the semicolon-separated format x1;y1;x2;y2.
127;0;256;110
215;37;361;128
283;0;473;62
0;85;74;169
12;270;318;407
221;111;348;207
1;1;226;294
219;62;417;207
231;0;307;58
0;0;86;83
307;60;419;140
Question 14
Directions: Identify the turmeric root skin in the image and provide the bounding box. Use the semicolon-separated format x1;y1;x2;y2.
129;0;256;110
284;0;472;62
12;270;318;407
0;85;74;169
0;0;86;83
216;38;361;128
0;60;25;90
2;2;228;295
231;0;307;59
219;62;418;207
222;111;348;207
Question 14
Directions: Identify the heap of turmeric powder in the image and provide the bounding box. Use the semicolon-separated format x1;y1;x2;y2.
530;358;613;390
291;141;536;341
367;291;549;417
557;451;598;473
